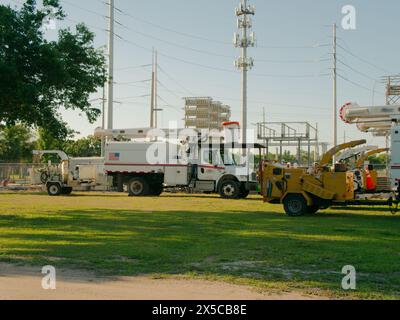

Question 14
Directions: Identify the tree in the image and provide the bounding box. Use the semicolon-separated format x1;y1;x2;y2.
0;125;35;162
282;150;296;163
0;0;106;139
368;154;388;165
63;136;101;158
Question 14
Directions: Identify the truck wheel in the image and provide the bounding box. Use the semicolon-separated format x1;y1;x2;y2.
307;205;320;214
219;180;240;199
62;187;73;195
150;184;163;196
128;177;149;196
283;194;308;217
47;183;62;196
239;188;250;199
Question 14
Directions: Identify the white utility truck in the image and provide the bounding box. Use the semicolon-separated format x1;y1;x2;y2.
94;123;263;199
340;102;400;190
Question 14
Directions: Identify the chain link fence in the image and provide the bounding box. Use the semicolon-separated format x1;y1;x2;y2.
0;163;45;186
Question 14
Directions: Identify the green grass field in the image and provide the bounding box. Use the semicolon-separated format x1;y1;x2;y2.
0;192;399;299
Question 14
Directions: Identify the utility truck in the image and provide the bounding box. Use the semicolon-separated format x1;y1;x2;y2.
36;123;264;198
95;123;263;199
340;102;399;189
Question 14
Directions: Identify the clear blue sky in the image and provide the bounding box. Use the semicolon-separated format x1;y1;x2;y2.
5;0;400;147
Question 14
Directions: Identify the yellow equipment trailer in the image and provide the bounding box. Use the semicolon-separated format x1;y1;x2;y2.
260;140;399;216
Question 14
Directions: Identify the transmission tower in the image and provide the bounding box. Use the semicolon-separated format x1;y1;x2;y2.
234;0;256;153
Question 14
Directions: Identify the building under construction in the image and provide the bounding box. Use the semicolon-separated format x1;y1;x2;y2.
184;97;231;130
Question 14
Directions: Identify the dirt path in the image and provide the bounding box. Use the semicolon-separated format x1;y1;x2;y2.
0;263;326;300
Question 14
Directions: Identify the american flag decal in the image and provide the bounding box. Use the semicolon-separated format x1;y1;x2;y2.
109;152;120;161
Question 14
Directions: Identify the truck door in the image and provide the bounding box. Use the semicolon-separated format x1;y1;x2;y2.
197;149;224;181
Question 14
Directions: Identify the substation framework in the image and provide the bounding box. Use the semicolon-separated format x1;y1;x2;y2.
257;122;328;167
384;75;400;105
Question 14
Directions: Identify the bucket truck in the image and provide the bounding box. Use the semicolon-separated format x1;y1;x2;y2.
340;102;400;189
94;123;264;199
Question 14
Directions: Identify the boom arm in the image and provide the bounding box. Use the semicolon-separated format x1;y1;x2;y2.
319;140;367;167
336;145;377;162
33;150;69;161
94;127;224;140
356;148;389;168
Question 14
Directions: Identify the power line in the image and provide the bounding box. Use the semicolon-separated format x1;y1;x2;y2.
113;7;232;46
258;43;330;49
115;79;151;85
112;9;330;65
64;17;107;33
113;19;329;65
60;1;332;73
115;64;152;71
157;80;182;99
157;65;196;96
113;4;331;50
62;0;106;18
337;58;378;82
337;73;384;95
337;41;390;74
116;35;330;79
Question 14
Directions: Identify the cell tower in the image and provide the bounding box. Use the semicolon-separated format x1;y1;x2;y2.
234;0;255;151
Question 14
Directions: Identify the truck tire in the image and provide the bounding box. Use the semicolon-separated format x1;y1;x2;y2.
283;194;308;217
150;183;163;196
219;180;241;199
239;186;250;199
128;177;150;197
47;183;62;196
62;187;73;195
307;205;320;214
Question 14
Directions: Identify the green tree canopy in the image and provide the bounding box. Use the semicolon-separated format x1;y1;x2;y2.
63;135;101;158
0;125;35;162
0;0;106;139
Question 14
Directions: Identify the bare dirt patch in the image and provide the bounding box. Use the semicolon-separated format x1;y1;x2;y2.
0;263;327;300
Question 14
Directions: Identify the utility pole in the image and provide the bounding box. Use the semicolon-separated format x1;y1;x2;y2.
150;49;160;128
263;107;267;157
150;49;155;128
234;0;255;154
154;49;159;128
101;82;106;157
107;0;115;130
332;23;338;164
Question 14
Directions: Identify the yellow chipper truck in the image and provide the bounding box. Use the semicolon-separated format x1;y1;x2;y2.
260;140;399;216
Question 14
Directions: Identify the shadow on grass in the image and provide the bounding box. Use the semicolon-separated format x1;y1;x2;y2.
1;206;400;298
330;206;394;213
0;191;263;201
